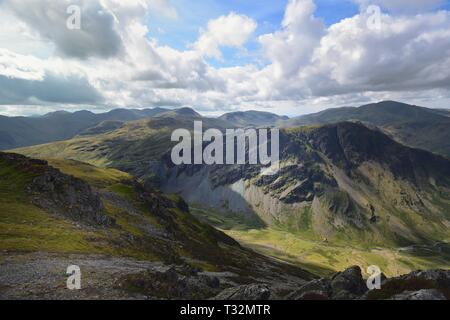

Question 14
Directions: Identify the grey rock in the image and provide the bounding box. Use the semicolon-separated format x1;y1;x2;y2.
362;269;449;300
28;168;114;227
287;278;331;300
213;284;271;300
390;289;446;300
120;265;222;300
292;290;330;300
330;266;367;300
403;269;450;287
0;152;113;227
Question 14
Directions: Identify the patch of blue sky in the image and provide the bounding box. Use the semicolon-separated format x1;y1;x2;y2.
145;0;286;51
144;0;449;68
314;0;360;25
438;1;450;10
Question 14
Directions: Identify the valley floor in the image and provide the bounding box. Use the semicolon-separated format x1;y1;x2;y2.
224;228;450;278
190;207;450;278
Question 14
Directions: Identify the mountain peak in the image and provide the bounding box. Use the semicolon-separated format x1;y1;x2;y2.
287;101;450;157
219;110;289;127
156;107;202;118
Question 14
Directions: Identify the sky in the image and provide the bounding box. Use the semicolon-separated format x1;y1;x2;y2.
0;0;450;117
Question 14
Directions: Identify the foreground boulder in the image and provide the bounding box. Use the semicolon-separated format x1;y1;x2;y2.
330;266;367;300
286;278;331;300
212;284;271;300
287;266;450;300
366;269;450;300
120;265;221;300
287;266;367;300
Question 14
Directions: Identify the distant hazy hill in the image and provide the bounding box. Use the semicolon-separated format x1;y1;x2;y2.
155;107;202;119
0;107;170;150
219;110;289;127
4;100;448;156
285;101;450;157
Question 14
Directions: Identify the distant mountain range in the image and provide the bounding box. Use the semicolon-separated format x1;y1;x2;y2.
0;106;277;150
285;101;450;157
0;107;170;150
219;110;289;127
1;101;449;158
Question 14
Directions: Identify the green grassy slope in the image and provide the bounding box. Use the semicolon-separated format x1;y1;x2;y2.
0;153;313;281
0;156;112;254
225;228;450;278
12;116;234;184
189;204;450;277
0;153;223;263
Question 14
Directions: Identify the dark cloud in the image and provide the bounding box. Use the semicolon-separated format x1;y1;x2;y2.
0;73;103;105
6;0;122;59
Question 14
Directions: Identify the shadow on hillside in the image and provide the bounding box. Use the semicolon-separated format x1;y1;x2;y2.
190;204;266;231
241;242;335;277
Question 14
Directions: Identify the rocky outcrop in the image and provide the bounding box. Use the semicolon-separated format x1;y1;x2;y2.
402;269;450;286
365;269;450;300
330;266;368;299
287;267;450;301
287;266;367;300
28;168;113;227
286;278;331;300
120;265;221;300
212;284;271;300
28;168;114;227
390;289;446;300
0;152;113;227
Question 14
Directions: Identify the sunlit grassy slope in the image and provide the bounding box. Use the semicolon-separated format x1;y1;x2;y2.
12;116;234;182
12;120;173;169
0;157;113;254
190;207;450;277
0;156;232;265
2;155;315;281
225;228;450;277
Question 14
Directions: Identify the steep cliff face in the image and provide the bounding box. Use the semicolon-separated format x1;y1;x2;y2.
161;122;450;246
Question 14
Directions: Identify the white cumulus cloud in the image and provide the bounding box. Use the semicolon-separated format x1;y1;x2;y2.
194;12;257;60
1;0;450;116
